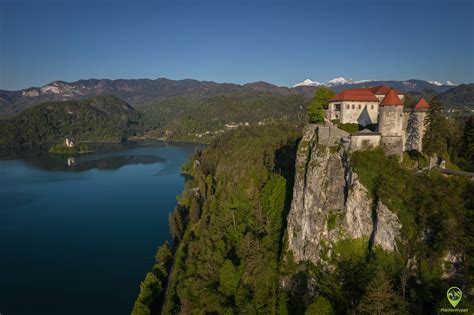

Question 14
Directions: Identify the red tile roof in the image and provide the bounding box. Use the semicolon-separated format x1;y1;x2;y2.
414;98;430;109
380;88;403;106
368;85;402;96
330;88;379;102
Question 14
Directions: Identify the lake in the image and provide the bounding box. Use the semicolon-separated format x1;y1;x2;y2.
0;142;199;315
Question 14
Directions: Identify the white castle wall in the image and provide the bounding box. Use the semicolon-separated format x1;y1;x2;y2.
329;101;379;125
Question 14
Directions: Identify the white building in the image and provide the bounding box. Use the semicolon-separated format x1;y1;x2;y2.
327;86;404;126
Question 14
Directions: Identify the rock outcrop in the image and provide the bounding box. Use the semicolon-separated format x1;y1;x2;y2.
287;125;401;265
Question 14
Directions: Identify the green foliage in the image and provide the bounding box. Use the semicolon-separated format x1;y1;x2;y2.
141;93;309;142
307;87;335;123
458;115;474;171
155;241;173;268
422;98;449;156
219;259;241;296
0;95;142;146
333;238;368;261
305;296;333;315
132;241;174;315
326;211;338;231
350;148;474;314
161;124;299;313
356;269;405;315
131;272;162;315
48;143;92;154
436;83;474;111
335;123;360;133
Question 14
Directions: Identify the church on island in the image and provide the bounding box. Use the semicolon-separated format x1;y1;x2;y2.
320;85;430;155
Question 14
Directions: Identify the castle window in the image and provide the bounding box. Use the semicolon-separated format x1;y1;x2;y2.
358;104;361;109
352;104;355;109
346;104;349;109
371;105;374;109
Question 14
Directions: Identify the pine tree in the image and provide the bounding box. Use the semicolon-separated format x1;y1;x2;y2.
356;270;405;315
169;207;184;243
422;98;448;156
155;241;173;268
460;115;474;168
305;296;333;315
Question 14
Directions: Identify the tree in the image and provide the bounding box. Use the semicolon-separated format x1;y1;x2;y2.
155;241;173;268
459;115;474;170
189;196;201;223
131;272;163;315
169;207;184;244
356;270;405;315
307;87;335;124
219;259;241;296
422;98;448;156
305;296;333;315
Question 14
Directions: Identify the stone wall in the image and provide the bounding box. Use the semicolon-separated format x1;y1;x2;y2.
350;133;381;151
317;124;350;146
381;136;403;156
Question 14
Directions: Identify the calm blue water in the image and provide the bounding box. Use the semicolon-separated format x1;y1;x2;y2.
0;142;198;315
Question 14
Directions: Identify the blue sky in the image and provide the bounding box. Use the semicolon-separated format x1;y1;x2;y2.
0;0;473;90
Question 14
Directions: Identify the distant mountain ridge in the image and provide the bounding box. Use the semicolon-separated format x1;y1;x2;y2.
436;83;474;110
292;77;457;89
0;77;467;119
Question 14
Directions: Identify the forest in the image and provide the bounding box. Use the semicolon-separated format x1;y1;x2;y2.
132;116;473;314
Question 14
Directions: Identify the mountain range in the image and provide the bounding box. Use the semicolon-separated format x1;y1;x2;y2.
0;77;468;119
291;77;457;88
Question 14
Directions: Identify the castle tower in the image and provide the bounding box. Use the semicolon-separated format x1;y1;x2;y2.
405;98;430;151
378;88;404;155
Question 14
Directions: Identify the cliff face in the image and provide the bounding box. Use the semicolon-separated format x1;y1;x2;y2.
287;125;401;265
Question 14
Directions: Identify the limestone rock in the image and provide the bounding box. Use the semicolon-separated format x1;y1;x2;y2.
287;125;401;265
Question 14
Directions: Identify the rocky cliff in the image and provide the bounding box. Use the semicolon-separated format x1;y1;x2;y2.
287;125;401;265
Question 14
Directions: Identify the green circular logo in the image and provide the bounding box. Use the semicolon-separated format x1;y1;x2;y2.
447;286;462;308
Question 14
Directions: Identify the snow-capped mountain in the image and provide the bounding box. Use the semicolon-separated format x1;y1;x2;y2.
446;80;456;86
429;80;457;86
292;79;323;88
292;77;458;88
292;77;374;87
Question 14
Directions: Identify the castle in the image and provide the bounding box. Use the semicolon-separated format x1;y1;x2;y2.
324;85;430;155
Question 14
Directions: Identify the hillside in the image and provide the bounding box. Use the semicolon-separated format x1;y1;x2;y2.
0;95;142;146
140;93;309;142
0;77;461;119
0;78;280;119
436;84;474;110
132;124;473;314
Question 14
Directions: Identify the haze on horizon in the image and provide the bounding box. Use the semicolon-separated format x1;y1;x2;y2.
0;0;473;90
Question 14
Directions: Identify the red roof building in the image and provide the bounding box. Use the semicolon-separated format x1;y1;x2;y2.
329;88;379;102
380;88;403;106
368;85;402;96
329;85;403;103
414;98;430;110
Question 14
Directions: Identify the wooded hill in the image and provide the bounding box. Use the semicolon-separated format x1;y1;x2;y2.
0;95;141;146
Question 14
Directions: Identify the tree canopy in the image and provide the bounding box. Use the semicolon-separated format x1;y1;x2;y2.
307;87;335;123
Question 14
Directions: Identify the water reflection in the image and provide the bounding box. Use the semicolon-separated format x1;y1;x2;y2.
0;142;173;171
